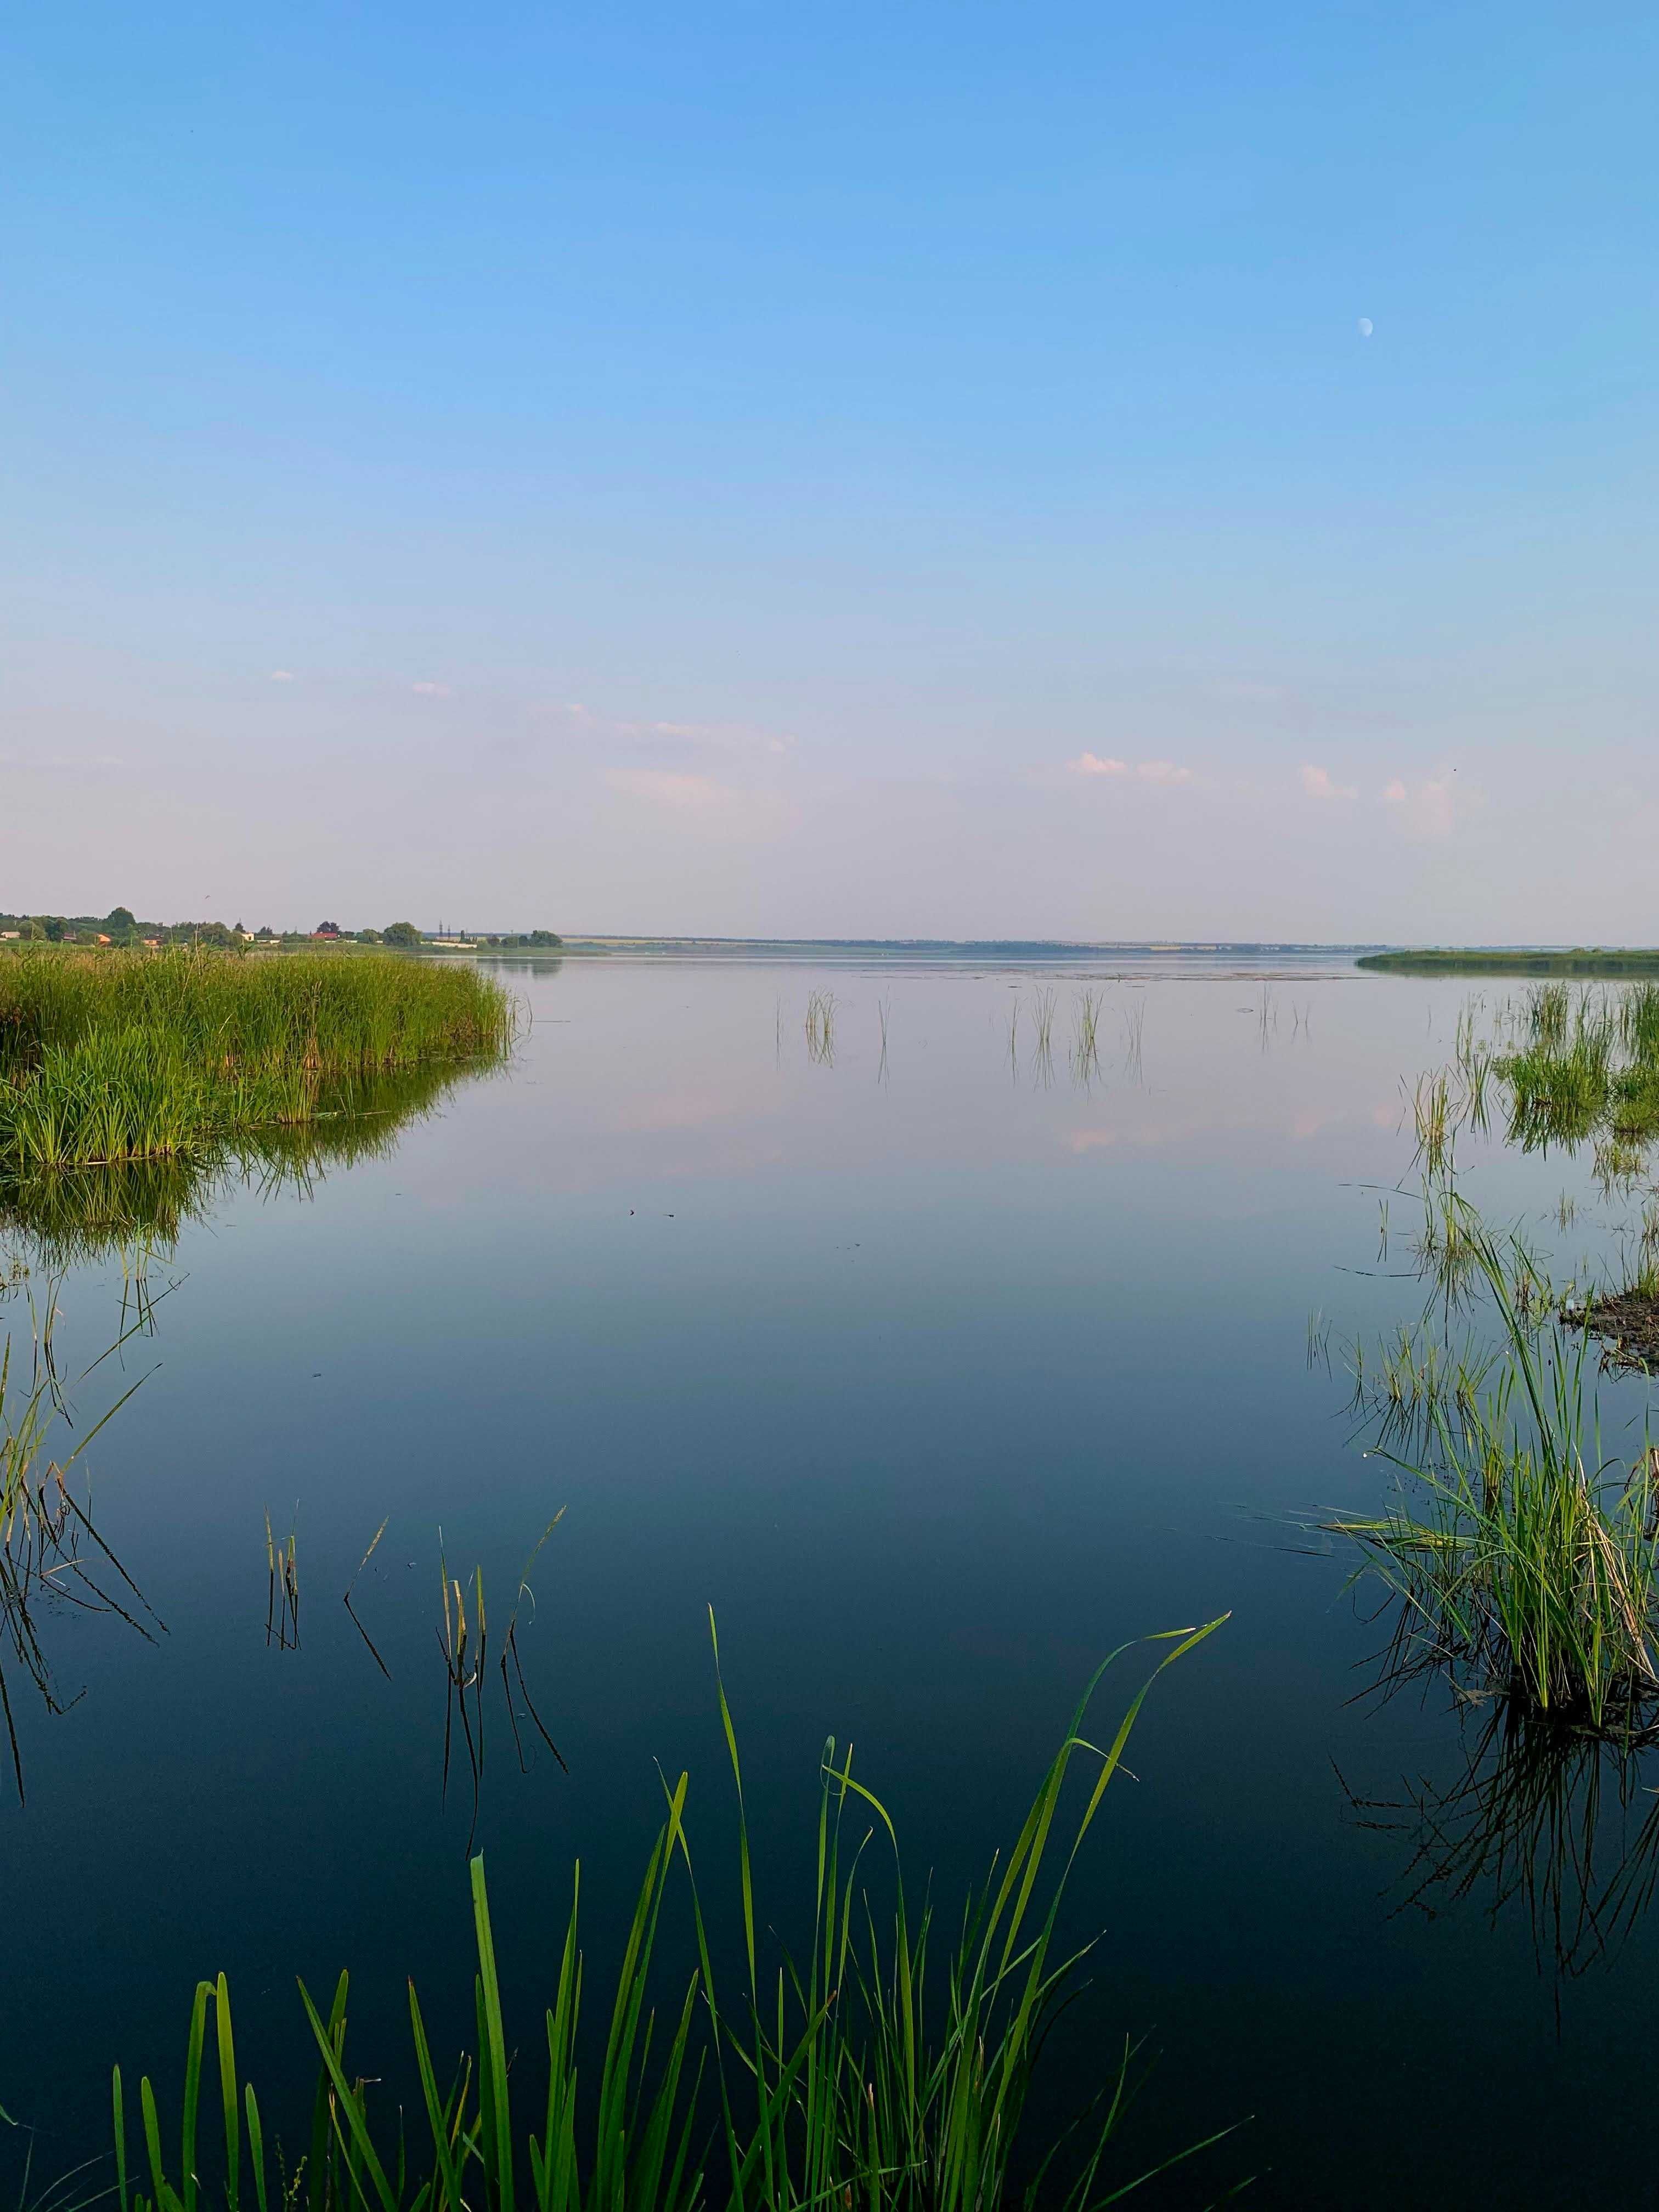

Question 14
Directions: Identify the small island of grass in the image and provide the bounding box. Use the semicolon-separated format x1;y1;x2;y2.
0;945;515;1177
1359;947;1659;976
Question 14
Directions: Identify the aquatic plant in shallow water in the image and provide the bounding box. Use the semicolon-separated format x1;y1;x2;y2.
1330;1205;1659;1735
112;1615;1244;2212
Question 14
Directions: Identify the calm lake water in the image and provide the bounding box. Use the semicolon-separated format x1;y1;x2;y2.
7;953;1658;2208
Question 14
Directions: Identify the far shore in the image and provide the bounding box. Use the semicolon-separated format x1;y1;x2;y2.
1358;948;1659;976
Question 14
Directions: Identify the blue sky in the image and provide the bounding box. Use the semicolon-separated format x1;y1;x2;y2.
7;1;1657;936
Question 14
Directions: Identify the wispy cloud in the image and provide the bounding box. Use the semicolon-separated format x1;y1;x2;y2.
268;670;295;683
1300;763;1358;801
622;718;797;758
411;680;452;698
605;767;794;842
1384;769;1461;840
1066;754;1193;785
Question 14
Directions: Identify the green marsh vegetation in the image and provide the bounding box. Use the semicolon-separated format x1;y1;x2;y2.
1319;979;1659;1765
1483;979;1659;1161
1330;1202;1659;1735
0;949;515;1181
112;1614;1245;2212
1361;949;1659;977
1325;1171;1659;1978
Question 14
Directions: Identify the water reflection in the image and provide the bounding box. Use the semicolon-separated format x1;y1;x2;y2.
0;1059;498;1797
1350;1701;1659;1985
0;1059;489;1273
0;1304;164;1800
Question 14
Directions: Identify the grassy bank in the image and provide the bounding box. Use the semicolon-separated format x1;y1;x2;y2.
1359;949;1659;976
0;949;514;1176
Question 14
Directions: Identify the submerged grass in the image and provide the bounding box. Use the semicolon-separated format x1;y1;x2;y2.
0;949;514;1177
113;1616;1242;2212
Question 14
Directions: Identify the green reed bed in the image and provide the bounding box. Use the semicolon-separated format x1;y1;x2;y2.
1490;980;1659;1155
1331;1208;1659;1734
0;950;514;1175
114;1618;1239;2212
1359;949;1659;976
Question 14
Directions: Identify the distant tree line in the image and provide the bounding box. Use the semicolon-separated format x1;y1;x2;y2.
0;907;561;951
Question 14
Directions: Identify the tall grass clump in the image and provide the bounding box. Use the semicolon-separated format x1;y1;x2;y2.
0;949;514;1176
1496;983;1633;1152
1331;1204;1659;1735
112;1617;1239;2212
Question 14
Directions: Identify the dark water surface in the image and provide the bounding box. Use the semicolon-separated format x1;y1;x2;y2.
5;955;1656;2208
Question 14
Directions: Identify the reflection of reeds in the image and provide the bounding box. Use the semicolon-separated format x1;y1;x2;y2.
804;990;837;1066
1030;988;1057;1085
1346;1700;1659;1984
0;1058;494;1279
117;1615;1238;2212
1122;997;1145;1082
1070;988;1103;1084
1307;1309;1333;1375
876;995;891;1084
0;1299;160;1801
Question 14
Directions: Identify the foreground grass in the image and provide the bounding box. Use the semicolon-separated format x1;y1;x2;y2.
114;1620;1240;2212
0;949;514;1175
